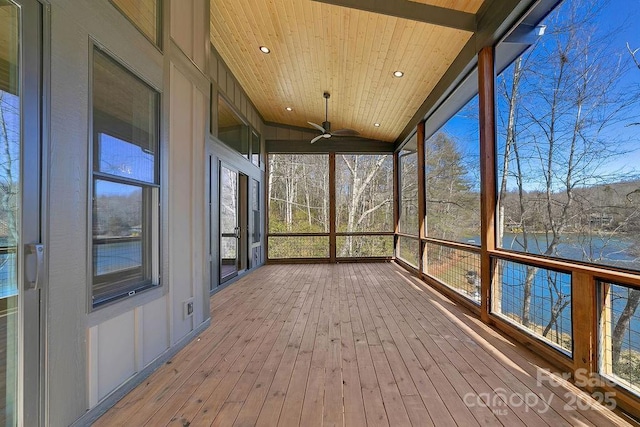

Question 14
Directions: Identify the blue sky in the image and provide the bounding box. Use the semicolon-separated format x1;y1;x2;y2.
438;0;640;192
96;133;154;196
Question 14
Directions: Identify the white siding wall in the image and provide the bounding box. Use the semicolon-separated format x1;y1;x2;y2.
94;312;136;403
168;63;208;342
171;0;208;72
87;296;171;407
46;0;210;424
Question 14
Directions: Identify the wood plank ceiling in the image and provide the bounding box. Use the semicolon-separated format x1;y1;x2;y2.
210;0;486;143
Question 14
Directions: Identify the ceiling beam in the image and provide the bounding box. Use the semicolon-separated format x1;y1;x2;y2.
311;0;476;32
267;138;394;154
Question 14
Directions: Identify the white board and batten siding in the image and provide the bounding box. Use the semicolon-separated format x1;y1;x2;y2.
47;0;211;425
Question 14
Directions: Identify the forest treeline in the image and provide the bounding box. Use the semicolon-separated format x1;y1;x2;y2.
268;154;394;257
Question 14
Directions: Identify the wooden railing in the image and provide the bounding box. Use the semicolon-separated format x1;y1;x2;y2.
266;232;394;263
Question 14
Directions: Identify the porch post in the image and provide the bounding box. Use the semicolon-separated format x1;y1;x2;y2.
329;152;336;262
393;152;400;258
478;46;496;323
417;121;426;274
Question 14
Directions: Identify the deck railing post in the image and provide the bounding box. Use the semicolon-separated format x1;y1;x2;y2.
573;271;598;389
478;46;496;323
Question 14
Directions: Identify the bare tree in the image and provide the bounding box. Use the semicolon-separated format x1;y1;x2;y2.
497;0;640;340
497;57;523;247
337;155;392;256
399;150;419;234
606;41;640;367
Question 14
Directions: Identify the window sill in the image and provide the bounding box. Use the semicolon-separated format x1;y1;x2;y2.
87;284;166;328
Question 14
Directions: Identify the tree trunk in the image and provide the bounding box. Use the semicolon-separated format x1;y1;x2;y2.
497;57;522;248
542;296;569;339
322;166;328;233
521;266;537;328
303;163;312;226
612;289;640;366
339;155;388;256
284;156;298;231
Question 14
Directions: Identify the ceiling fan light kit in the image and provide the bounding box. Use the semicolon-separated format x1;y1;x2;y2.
308;92;359;143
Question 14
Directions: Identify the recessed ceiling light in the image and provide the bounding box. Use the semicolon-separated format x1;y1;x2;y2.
259;46;271;54
285;107;293;111
393;70;404;78
374;123;381;127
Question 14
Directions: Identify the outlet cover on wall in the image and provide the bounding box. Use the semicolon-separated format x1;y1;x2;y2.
184;298;194;319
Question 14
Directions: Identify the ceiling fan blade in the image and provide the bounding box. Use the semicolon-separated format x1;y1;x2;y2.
310;133;332;144
308;121;326;133
332;128;360;136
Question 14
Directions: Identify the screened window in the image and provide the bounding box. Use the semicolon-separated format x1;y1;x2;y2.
399;148;418;236
335;154;393;258
92;47;160;308
269;154;329;233
218;96;249;158
268;154;329;259
425;95;480;245
335;154;394;233
601;281;640;393
110;0;162;47
492;258;572;353
496;0;640;272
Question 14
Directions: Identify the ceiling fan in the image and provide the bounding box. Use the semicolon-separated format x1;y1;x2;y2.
308;92;359;144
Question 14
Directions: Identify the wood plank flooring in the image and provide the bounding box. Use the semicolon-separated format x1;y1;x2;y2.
94;263;634;426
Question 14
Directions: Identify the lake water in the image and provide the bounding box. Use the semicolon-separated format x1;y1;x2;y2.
500;233;640;271
94;241;142;275
494;233;640;352
0;253;16;298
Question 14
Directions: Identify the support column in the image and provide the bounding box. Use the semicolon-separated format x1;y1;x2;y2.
264;154;270;262
393;152;400;258
417;121;426;274
478;46;496;323
329;152;336;262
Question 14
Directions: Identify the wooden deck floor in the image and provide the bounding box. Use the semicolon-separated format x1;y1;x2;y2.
95;263;633;426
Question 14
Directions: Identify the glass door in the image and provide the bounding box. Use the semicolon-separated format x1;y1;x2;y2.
1;0;43;425
220;165;239;283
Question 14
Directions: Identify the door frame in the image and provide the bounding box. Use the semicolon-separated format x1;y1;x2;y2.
219;162;240;284
6;0;49;425
238;172;249;272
